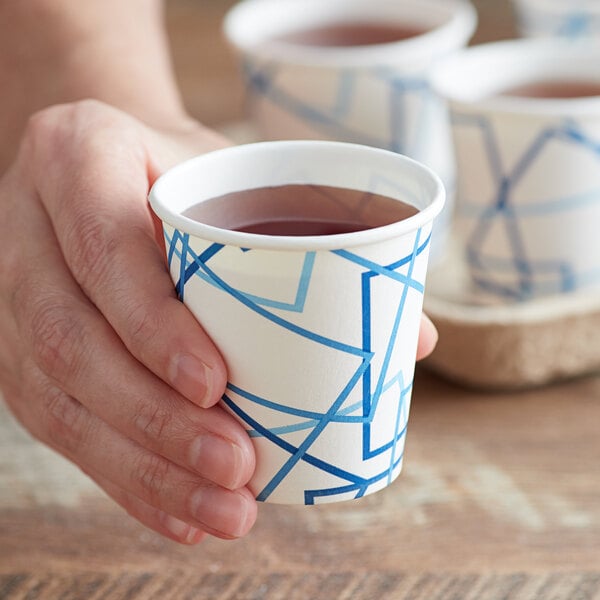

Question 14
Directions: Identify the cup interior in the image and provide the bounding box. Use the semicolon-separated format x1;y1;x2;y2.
149;141;445;250
224;0;476;67
432;39;600;112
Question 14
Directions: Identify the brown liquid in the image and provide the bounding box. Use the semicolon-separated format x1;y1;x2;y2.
234;219;369;236
499;79;600;99
273;23;426;47
183;184;418;237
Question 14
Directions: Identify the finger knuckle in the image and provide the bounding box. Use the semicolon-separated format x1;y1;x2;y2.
41;386;90;455
24;105;70;148
66;99;126;133
132;453;172;504
132;400;173;447
126;300;166;355
23;100;135;178
23;103;89;159
25;100;112;145
64;205;120;291
29;297;87;382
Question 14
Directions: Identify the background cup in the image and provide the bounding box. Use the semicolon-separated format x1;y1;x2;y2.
149;141;444;505
512;0;600;39
223;0;476;262
431;38;600;302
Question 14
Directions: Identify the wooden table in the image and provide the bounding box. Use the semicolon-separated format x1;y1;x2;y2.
2;2;600;598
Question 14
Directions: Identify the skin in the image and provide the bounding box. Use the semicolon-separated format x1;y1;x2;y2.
0;0;438;545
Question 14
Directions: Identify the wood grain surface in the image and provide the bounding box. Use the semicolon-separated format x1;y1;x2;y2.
2;571;600;600
2;1;600;599
2;373;600;598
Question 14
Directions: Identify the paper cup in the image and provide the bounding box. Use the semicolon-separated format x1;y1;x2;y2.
431;39;600;302
223;0;476;263
149;141;444;504
512;0;600;39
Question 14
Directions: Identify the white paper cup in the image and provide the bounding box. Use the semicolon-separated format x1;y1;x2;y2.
512;0;600;39
149;141;444;504
431;38;600;302
223;0;476;263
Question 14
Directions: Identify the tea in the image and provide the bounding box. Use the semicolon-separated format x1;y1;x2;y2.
232;219;368;236
182;184;418;236
499;79;600;99
272;22;426;47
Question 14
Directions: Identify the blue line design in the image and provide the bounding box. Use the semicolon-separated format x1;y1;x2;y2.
177;232;190;301
389;84;407;154
237;375;413;436
223;394;368;483
519;9;599;39
234;251;316;312
192;247;371;358
169;221;427;502
227;381;363;424
557;12;591;38
387;371;405;485
255;358;370;501
244;60;435;156
453;112;600;299
304;452;404;504
361;269;373;454
365;229;422;459
458;186;600;217
166;229;316;312
332;70;355;117
222;393;406;505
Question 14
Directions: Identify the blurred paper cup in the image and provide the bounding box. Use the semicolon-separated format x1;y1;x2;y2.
223;0;476;263
512;0;600;39
431;38;600;302
149;141;444;505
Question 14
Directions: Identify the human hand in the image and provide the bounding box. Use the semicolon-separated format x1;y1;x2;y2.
416;313;438;362
0;99;438;545
0;100;257;544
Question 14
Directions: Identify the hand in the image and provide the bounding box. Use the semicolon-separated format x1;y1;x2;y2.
417;313;438;362
0;99;257;544
0;99;438;545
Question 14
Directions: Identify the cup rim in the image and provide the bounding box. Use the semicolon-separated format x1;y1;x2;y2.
223;0;477;68
149;141;445;252
430;38;600;116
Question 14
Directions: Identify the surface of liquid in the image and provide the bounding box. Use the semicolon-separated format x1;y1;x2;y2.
182;184;418;236
272;22;425;47
499;79;600;99
233;219;369;236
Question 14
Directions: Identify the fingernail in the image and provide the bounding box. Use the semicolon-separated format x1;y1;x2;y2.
161;512;204;544
190;487;253;539
189;434;246;490
170;354;214;407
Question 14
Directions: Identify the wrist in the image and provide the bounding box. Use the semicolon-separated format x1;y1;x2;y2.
0;0;188;169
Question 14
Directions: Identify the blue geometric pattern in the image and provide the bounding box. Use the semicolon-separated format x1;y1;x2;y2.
241;58;454;260
516;5;600;39
243;59;439;158
451;112;600;300
164;223;431;504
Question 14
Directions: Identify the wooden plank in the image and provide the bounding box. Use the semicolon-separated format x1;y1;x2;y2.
2;373;600;574
2;572;600;600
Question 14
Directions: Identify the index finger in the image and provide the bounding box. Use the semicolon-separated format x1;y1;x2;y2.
28;102;227;408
